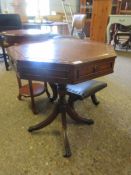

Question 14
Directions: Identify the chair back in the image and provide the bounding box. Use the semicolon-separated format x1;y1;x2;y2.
0;14;22;32
71;14;87;39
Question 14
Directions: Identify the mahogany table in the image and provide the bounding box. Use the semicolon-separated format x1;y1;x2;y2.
7;38;116;157
1;29;55;45
1;29;56;70
1;29;56;114
22;21;69;35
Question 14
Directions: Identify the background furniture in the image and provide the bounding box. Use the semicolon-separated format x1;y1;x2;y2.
2;29;55;114
61;0;92;37
114;28;131;50
22;21;69;35
90;0;112;42
107;15;131;43
109;1;131;48
1;29;53;45
0;35;9;71
71;14;87;39
7;38;116;157
0;13;55;114
0;14;22;70
0;14;22;32
80;0;93;18
115;0;131;14
80;0;92;37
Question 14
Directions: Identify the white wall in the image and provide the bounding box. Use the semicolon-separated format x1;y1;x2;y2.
0;0;80;14
49;0;80;14
0;0;14;13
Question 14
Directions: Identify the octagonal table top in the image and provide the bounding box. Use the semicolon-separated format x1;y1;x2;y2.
7;37;116;64
7;37;117;84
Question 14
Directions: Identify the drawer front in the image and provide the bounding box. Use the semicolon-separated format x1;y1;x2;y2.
17;62;74;84
94;61;113;73
74;59;115;83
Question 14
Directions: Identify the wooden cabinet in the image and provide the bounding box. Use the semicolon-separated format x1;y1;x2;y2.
112;0;131;14
80;0;93;37
90;0;112;42
119;0;131;14
112;0;118;14
80;0;131;41
80;0;93;18
80;0;87;14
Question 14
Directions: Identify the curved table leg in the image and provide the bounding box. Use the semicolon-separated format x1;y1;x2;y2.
28;84;94;157
49;83;58;102
61;107;71;157
28;105;59;132
67;105;94;125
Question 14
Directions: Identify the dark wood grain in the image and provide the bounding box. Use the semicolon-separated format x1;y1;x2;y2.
7;38;116;84
1;29;52;45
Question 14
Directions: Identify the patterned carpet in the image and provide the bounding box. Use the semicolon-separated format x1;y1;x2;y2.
0;51;131;175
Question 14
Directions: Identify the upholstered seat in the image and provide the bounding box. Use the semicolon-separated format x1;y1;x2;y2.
67;80;107;99
67;80;107;107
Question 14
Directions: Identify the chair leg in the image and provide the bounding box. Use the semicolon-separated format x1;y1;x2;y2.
68;95;78;109
68;93;100;106
16;76;23;100
17;94;22;100
2;47;9;71
91;94;99;106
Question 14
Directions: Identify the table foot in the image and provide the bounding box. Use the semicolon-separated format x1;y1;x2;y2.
61;111;71;157
67;105;94;125
28;105;59;132
63;131;72;158
28;84;94;157
17;94;22;100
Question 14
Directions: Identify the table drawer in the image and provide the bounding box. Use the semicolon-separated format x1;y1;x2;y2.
74;59;115;82
94;61;113;72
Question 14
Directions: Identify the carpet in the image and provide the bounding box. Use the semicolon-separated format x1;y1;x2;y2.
0;51;131;175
